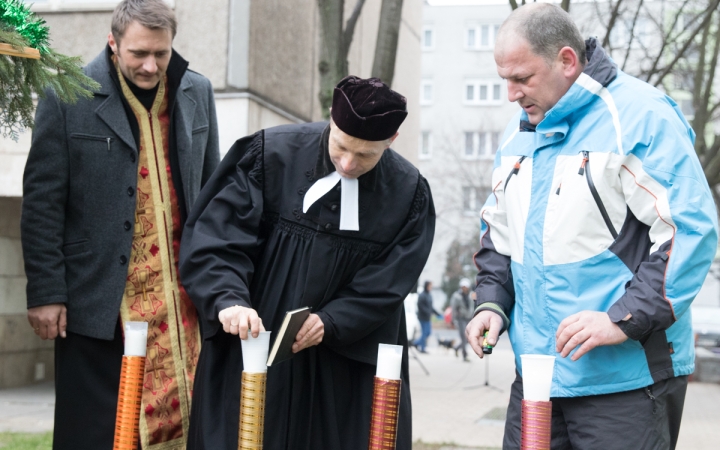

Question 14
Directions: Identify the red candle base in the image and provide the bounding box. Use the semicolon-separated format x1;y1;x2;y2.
521;399;552;450
368;377;401;450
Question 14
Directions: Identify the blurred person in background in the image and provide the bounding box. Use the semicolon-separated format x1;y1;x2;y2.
413;280;442;353
450;278;474;361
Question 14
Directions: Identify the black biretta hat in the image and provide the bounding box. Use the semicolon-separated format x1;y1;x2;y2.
331;75;408;141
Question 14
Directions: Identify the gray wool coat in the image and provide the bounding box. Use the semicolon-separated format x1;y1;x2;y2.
21;49;220;340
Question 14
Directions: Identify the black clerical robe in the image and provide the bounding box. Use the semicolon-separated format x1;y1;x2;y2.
179;122;435;450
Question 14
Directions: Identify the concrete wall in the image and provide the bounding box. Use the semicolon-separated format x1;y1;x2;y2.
0;198;53;389
247;0;318;122
37;0;230;89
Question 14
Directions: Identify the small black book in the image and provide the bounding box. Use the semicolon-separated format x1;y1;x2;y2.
266;307;311;367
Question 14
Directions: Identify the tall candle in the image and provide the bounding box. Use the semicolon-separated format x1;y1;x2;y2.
376;344;402;380
124;322;148;357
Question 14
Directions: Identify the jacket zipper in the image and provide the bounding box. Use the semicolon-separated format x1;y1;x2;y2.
70;133;114;147
644;387;657;414
579;151;618;239
504;156;526;191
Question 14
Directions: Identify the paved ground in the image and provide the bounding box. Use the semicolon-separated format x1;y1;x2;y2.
0;328;719;449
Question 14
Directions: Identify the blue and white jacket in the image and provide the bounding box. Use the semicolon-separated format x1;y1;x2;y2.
474;38;718;397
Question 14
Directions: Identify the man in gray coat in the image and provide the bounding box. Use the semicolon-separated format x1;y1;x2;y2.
20;1;219;448
451;278;474;361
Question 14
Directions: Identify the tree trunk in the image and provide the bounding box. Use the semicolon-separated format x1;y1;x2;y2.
371;0;404;86
317;0;367;118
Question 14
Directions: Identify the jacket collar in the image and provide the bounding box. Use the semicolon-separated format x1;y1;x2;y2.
85;46;191;150
313;123;379;191
524;37;618;135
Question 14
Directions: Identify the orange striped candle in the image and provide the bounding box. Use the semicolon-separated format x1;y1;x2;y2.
368;344;403;450
113;322;148;450
368;377;401;449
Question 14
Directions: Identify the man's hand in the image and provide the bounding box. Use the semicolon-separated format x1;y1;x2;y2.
218;305;265;339
466;310;503;359
27;304;67;340
556;311;628;361
293;313;324;353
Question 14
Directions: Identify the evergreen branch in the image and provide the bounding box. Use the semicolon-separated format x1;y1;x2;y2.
0;26;99;139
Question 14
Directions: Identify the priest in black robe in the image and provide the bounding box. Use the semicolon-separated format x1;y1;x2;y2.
179;76;435;449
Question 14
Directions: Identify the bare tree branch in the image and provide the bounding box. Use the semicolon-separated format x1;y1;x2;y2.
372;0;404;85
621;0;644;71
318;0;368;118
650;0;720;87
508;0;519;10
642;0;693;82
342;0;367;58
602;0;625;49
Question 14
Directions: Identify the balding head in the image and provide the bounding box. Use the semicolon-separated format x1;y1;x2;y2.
496;3;586;67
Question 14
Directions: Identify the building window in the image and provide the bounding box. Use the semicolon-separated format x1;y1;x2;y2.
421;80;433;105
462;131;499;159
462;186;492;214
422;28;434;50
479;85;487;101
464;132;476;157
466;24;499;50
464;80;503;105
419;131;432;159
466;85;475;101
467;28;476;48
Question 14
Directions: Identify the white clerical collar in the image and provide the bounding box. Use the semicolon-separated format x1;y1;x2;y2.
302;171;359;231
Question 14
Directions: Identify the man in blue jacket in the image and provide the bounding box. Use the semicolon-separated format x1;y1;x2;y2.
466;4;718;449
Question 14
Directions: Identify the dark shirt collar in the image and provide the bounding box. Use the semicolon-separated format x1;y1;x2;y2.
313;123;379;191
104;44;189;99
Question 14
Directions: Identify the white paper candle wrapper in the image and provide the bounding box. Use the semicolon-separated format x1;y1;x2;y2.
376;344;403;380
241;331;271;373
520;354;556;401
124;322;149;357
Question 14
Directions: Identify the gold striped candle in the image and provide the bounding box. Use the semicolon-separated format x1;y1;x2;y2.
238;372;267;449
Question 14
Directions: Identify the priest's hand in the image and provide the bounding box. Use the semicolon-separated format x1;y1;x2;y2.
218;305;265;339
27;303;67;340
556;311;628;361
466;310;503;359
293;313;324;353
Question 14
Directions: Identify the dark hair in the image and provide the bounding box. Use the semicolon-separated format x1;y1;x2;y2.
423;281;432;291
500;4;586;65
111;0;177;43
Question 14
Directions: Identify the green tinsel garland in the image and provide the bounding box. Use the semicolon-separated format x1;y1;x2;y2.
0;0;49;54
0;0;100;140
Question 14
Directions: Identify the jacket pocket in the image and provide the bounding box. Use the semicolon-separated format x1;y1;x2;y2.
62;239;89;257
70;133;114;151
578;150;618;239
